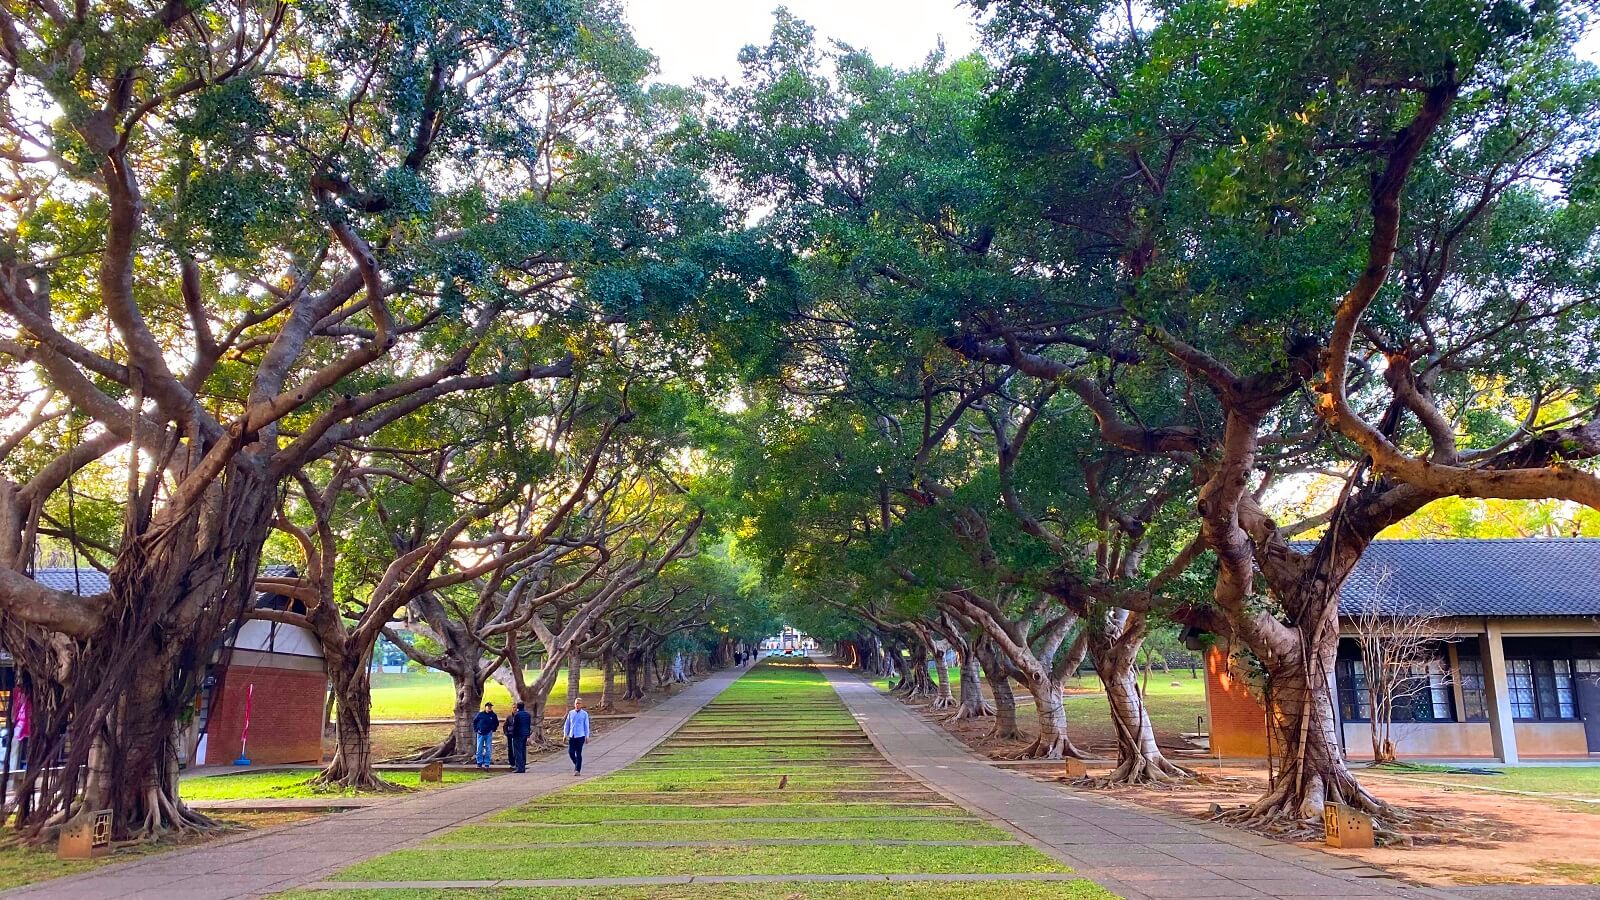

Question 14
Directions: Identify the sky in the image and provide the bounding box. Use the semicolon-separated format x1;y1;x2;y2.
621;1;982;84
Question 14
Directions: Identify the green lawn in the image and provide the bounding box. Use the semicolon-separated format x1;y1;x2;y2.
370;669;608;720
431;819;1012;844
333;844;1071;880
493;802;970;823
285;882;1115;900
180;769;493;801
308;658;1109;898
1377;764;1600;800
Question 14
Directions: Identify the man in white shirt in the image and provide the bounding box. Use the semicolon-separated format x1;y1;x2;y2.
563;697;591;775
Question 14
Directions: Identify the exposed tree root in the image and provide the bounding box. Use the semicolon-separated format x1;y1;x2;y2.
1011;732;1086;760
307;769;412;793
945;698;996;721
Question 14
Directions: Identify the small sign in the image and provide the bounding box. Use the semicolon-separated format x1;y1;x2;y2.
1063;757;1088;778
57;809;112;860
1323;803;1375;848
419;760;444;782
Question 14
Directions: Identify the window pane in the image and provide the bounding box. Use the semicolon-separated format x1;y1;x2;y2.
1554;659;1576;719
1509;659;1537;719
1458;657;1487;721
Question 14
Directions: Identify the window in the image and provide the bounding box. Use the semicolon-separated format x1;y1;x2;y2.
1508;659;1538;718
1337;654;1454;723
1404;656;1454;722
1457;657;1488;721
1508;657;1579;721
1336;658;1371;722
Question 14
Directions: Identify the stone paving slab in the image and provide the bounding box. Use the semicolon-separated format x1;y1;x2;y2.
813;655;1465;900
2;666;748;900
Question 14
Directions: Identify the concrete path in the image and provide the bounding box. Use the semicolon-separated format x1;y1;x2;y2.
5;666;747;900
816;656;1460;900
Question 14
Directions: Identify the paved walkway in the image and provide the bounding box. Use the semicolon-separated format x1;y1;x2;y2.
5;666;748;900
816;656;1461;900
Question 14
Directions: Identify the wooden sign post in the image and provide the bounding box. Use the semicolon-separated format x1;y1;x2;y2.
1063;757;1088;778
58;809;112;860
1323;803;1375;849
420;760;445;782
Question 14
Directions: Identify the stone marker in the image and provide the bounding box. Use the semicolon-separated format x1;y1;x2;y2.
420;760;445;782
58;809;112;860
1063;757;1088;778
1323;802;1375;849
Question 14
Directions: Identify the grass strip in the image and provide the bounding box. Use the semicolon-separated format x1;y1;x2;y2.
179;770;490;801
332;844;1072;880
430;819;1012;845
285;880;1118;899
494;802;968;823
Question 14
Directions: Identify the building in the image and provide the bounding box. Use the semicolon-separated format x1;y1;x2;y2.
27;568;327;767
1204;539;1600;762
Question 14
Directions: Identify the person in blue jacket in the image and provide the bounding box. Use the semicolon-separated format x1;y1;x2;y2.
507;702;534;773
471;703;498;769
562;697;590;775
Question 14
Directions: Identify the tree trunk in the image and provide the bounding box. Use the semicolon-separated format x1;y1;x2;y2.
12;470;279;842
314;650;403;791
949;650;995;721
973;639;1019;739
76;648;214;840
1092;625;1191;784
599;651;618;711
929;647;955;709
446;670;486;762
567;654;582;705
1018;674;1084;760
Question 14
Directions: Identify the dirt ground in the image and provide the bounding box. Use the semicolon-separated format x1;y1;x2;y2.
897;691;1600;887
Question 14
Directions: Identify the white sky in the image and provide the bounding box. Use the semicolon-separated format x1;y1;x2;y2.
621;1;981;84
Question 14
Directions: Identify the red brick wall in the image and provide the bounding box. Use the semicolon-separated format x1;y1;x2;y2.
1205;645;1269;758
204;665;326;766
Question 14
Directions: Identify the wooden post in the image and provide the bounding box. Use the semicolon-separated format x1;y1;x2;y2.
1063;757;1087;778
420;760;445;782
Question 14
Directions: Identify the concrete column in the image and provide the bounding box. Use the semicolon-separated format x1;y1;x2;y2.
1481;623;1520;764
1446;642;1467;721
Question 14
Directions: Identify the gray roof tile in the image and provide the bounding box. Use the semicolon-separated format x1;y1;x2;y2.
1337;539;1600;618
31;565;296;603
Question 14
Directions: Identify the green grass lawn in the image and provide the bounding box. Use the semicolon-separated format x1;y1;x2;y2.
1376;764;1600;799
493;802;970;823
284;882;1115;899
333;844;1071;880
309;658;1107;898
369;669;609;720
431;819;1012;844
180;769;493;801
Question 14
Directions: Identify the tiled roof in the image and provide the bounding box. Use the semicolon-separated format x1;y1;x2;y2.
31;565;297;605
1337;539;1600;618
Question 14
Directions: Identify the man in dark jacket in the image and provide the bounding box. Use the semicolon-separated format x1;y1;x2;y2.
471;703;498;769
508;702;534;773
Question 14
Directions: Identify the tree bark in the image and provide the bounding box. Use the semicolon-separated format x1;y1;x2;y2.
930;645;955;710
314;649;403;791
1090;617;1191;784
949;649;995;721
599;650;618;711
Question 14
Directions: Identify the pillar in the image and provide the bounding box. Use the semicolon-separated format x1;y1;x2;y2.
1481;623;1519;764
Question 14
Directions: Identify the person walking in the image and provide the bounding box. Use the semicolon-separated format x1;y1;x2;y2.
563;697;590;776
471;702;498;769
508;702;533;773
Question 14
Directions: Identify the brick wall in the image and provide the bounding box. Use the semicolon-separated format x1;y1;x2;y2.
1205;645;1270;758
204;665;326;765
